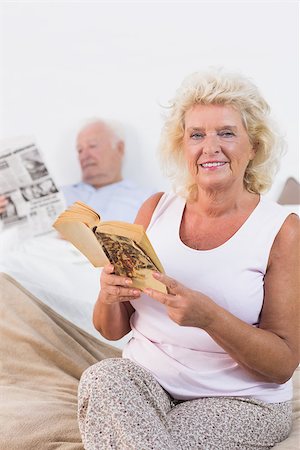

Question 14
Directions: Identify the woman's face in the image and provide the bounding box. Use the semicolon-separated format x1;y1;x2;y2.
183;104;256;192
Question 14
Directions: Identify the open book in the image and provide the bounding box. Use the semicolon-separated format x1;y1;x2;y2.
53;201;166;293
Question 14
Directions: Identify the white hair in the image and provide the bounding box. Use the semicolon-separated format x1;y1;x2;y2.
78;117;126;146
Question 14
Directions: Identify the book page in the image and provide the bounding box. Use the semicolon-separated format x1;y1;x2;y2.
95;231;166;292
98;222;164;274
54;221;109;267
66;201;100;228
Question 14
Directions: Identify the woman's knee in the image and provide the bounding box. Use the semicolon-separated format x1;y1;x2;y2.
79;357;140;392
80;358;121;386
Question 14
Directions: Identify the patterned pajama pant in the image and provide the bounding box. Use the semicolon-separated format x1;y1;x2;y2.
78;358;292;450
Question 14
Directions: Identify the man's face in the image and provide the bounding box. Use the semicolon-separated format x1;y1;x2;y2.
76;123;124;188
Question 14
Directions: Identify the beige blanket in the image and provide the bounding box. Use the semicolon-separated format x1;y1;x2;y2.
0;272;299;449
0;272;121;450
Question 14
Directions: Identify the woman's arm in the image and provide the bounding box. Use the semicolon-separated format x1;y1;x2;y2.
93;192;164;340
146;213;300;383
210;213;300;383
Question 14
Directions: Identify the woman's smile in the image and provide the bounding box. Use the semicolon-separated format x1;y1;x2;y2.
198;161;228;170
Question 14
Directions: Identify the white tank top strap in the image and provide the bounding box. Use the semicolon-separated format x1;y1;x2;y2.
148;192;185;232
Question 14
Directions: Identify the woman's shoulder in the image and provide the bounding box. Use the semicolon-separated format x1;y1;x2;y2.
274;212;300;248
134;191;180;229
134;192;165;229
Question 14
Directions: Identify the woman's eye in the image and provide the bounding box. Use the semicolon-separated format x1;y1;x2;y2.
191;133;204;139
219;131;235;138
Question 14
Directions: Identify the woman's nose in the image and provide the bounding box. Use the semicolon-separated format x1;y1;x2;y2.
202;134;220;154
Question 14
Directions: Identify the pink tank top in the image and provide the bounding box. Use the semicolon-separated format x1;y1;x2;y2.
123;193;293;402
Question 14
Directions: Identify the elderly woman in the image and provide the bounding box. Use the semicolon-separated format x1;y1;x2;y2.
78;69;299;449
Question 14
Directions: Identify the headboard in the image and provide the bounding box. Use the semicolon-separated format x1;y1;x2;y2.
277;177;300;205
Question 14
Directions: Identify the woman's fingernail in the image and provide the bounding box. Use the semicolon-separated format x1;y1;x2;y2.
152;272;161;279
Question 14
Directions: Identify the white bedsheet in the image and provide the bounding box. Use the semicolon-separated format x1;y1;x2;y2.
0;230;130;348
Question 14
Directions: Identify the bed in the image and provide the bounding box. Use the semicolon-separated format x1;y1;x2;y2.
0;194;299;449
0;272;299;449
0;231;128;449
0;272;121;449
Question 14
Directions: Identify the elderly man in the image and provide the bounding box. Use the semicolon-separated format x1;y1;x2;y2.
0;119;154;223
0;119;154;339
61;119;154;222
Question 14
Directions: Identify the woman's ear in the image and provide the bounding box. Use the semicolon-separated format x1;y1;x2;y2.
249;141;259;160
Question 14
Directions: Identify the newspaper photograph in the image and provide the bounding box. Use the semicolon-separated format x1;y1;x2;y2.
0;137;66;238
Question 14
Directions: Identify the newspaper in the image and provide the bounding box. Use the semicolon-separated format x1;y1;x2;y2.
0;136;66;239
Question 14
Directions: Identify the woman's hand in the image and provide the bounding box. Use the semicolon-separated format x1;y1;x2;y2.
93;264;140;340
100;264;141;304
0;196;7;214
144;272;215;329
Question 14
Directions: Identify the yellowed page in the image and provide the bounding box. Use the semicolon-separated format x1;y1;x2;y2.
97;222;164;274
54;221;109;267
132;271;167;293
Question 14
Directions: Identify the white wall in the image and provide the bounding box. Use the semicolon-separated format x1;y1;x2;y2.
1;0;298;199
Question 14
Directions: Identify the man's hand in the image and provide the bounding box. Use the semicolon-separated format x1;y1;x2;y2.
0;196;7;214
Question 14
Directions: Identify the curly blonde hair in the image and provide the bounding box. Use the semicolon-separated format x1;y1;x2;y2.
159;68;285;199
